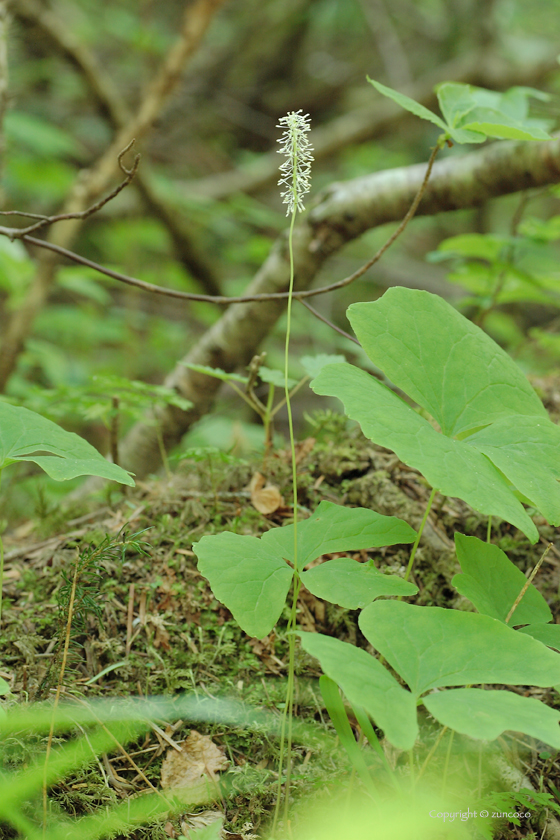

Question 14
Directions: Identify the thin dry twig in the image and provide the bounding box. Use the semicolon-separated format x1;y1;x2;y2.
0;0;227;391
0;0;8;207
11;0;221;295
0;144;440;309
505;542;554;625
69;694;163;796
0;140;140;238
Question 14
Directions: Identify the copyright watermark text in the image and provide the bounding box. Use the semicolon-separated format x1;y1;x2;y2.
429;809;531;822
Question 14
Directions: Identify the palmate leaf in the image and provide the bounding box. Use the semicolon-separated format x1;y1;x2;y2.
423;689;560;748
311;287;560;542
301;600;560;749
298;632;418;750
262;500;416;568
359;601;560;695
453;534;552;626
301;558;417;610
0;401;134;485
194;501;416;638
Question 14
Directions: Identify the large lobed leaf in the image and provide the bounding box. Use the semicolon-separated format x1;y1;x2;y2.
311;287;560;542
298;632;418;750
424;688;560;748
359;600;560;695
0;401;134;485
194;501;416;638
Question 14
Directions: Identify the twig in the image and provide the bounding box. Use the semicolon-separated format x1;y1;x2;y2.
110;395;120;467
11;0;221;295
69;694;162;796
0;0;227;391
0;0;9;208
505;542;553;625
43;548;81;831
1;144;440;307
298;298;360;346
126;583;135;657
0;140;140;238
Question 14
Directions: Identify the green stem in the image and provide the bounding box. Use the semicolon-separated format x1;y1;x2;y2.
403;487;437;583
441;729;454;797
486;515;492;543
273;205;299;835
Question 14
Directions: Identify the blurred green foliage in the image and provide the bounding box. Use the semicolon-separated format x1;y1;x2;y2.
0;0;560;522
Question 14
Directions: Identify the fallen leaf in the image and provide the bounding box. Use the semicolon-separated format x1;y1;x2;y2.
181;810;224;838
294;436;316;465
160;730;228;790
248;472;283;514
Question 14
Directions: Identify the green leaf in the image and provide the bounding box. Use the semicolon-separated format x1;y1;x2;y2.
301;558;417;609
311;287;556;542
429;232;511;263
300;354;346;379
311;363;537;541
180;362;249;384
319;675;378;796
461;120;551;141
367;77;448;132
453;534;552;625
346;289;546;437
437;83;552;141
424;688;560;748
5;111;87;159
0;402;134;485
359;600;560;696
436;83;476;127
193;532;293;638
518;624;560;652
194;502;415;635
298;631;418;750
262;500;417;568
0;677;10;696
258;366;296;389
465;417;560;525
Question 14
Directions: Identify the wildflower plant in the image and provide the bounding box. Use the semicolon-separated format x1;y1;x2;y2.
275;109;314;828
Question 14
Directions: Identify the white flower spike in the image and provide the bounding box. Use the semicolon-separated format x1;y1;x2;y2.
277;110;314;216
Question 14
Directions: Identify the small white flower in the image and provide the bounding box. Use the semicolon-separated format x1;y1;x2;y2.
277;110;314;216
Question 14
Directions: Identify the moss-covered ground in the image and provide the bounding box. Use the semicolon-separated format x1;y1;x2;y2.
2;403;560;839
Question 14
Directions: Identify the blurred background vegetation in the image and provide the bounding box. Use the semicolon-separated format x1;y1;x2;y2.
1;0;560;521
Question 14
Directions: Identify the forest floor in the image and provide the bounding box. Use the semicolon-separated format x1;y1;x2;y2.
2;395;560;840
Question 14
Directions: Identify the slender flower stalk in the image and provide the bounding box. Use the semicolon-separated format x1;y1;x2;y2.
272;110;313;835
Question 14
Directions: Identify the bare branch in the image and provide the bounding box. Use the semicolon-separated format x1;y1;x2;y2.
111;134;560;481
0;0;9;208
0;141;140;237
11;0;222;297
0;143;437;305
0;0;227;391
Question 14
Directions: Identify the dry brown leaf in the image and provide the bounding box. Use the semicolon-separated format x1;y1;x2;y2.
180;810;224;838
160;730;228;790
248;471;283;514
294;436;316;464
